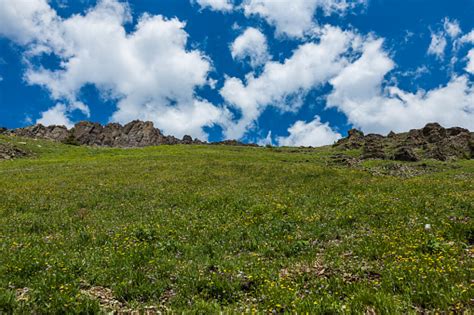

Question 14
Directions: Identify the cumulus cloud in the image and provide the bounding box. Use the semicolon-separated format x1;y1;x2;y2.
194;0;233;12
242;0;366;38
0;0;60;45
277;116;341;147
36;103;73;128
327;39;474;133
221;25;355;139
0;0;227;139
231;27;270;68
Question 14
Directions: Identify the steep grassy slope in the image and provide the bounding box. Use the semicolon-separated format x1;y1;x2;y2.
0;136;472;313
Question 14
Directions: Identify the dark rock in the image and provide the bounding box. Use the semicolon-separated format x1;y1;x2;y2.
73;121;104;145
348;129;364;138
426;145;448;161
46;125;70;142
334;128;365;149
0;127;7;134
393;147;419;162
446;127;469;137
182;135;193;144
404;129;426;147
119;120;164;147
334;122;473;161
362;142;386;159
422;122;446;143
0;143;29;160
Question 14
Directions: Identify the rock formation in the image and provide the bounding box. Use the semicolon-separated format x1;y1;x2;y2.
4;120;255;148
334;123;473;161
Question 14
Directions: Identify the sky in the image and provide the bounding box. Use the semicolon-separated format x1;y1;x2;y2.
0;0;473;146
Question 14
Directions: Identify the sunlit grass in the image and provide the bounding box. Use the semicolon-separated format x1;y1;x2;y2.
0;136;472;313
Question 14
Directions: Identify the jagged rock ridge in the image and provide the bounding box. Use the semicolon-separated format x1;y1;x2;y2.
334;122;474;161
1;120;257;147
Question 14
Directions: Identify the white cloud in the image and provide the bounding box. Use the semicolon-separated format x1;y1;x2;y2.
0;0;60;45
221;25;355;139
327;39;474;133
443;18;461;38
242;0;365;38
194;0;233;12
231;27;270;68
466;49;474;74
459;30;474;44
36;103;73;128
277;116;341;147
427;31;447;59
1;0;227;140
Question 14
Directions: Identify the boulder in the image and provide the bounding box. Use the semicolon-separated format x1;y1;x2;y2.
182;135;193;144
422;122;446;143
46;125;69;142
393;147;419;162
73;121;104;145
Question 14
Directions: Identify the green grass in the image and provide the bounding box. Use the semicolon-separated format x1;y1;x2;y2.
0;136;472;314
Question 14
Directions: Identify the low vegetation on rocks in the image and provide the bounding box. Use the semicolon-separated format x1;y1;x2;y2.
0;142;29;160
0;131;472;313
334;123;474;162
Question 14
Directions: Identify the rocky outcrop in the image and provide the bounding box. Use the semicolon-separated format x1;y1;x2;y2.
0;143;29;160
70;120;177;147
12;124;70;142
334;129;365;149
393;147;419;162
361;134;386;159
6;120;258;148
334;123;473;161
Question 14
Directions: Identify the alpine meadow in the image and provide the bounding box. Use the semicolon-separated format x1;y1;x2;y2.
1;0;474;313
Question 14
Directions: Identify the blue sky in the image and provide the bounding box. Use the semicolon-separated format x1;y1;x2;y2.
0;0;473;145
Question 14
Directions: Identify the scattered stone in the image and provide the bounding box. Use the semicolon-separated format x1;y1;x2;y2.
211;139;259;147
0;143;29;160
330;154;360;167
15;287;30;302
81;286;124;312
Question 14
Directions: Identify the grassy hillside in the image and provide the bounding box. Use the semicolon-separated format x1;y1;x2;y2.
0;136;472;314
